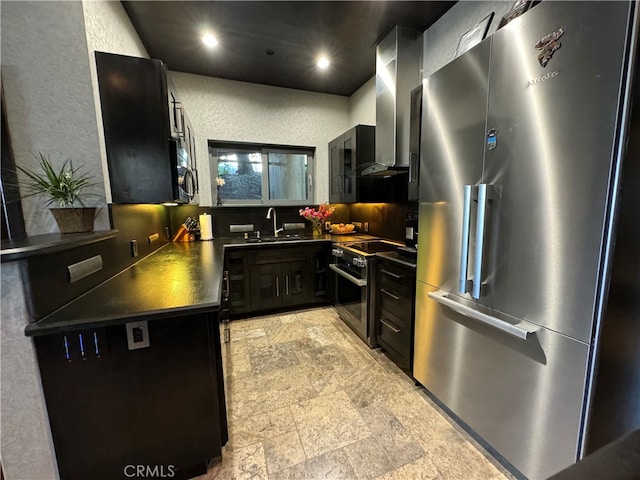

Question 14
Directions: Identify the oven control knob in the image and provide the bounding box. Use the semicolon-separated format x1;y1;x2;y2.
332;248;344;257
353;257;366;268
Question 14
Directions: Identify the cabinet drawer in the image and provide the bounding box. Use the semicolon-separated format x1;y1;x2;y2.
380;303;411;331
380;288;412;323
249;247;309;264
379;265;414;297
378;314;410;365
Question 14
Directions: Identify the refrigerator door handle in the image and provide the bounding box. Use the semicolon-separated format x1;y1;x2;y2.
472;183;489;299
459;185;473;293
428;290;538;340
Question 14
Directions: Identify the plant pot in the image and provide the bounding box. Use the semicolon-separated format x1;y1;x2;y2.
50;207;96;234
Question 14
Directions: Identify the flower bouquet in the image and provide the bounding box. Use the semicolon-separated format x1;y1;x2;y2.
299;203;335;236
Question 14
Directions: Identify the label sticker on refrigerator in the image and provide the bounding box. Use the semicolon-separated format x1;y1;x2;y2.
487;129;497;150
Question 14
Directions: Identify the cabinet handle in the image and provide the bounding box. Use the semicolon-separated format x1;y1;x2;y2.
276;276;280;297
223;270;230;301
381;288;401;301
380;318;401;334
286;274;290;296
174;102;185;138
381;268;403;279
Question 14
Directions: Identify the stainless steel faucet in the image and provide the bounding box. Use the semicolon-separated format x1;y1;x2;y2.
266;207;283;237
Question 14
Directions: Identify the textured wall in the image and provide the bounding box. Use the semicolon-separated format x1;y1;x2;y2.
1;1;109;236
82;0;150;204
169;72;350;206
82;1;149;59
1;3;112;478
1;263;59;480
349;76;376;128
423;1;513;78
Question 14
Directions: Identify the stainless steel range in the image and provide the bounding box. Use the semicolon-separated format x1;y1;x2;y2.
330;240;401;346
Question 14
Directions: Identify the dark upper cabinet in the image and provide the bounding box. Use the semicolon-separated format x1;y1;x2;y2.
329;125;409;203
328;125;374;204
95;52;197;204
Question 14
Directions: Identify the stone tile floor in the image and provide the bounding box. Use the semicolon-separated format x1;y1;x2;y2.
196;307;514;480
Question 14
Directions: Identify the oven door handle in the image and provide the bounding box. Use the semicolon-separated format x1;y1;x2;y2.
329;264;367;287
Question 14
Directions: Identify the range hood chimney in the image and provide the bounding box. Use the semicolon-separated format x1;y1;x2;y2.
364;25;422;176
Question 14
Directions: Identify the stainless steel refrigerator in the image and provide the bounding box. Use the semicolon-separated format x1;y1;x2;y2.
414;2;638;479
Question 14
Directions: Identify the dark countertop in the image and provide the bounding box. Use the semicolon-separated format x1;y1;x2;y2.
1;230;118;262
24;235;338;337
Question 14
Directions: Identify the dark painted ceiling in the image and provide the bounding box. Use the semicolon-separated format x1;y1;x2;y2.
122;1;455;96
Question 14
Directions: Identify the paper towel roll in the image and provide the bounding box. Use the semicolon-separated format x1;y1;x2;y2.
199;214;214;241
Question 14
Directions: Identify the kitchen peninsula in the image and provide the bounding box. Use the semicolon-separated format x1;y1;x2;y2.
17;234;338;480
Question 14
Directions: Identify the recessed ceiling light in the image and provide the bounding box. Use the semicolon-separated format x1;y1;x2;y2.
202;34;218;48
317;56;330;70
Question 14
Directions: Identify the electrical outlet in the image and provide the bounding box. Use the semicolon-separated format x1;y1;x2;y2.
130;239;138;257
364;222;369;232
324;221;331;230
126;321;150;350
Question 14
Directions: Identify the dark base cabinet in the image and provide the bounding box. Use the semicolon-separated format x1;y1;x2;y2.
374;257;416;372
34;313;227;480
249;247;312;311
224;243;331;318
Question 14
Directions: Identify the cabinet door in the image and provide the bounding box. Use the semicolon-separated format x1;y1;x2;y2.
250;263;283;311
329;137;343;203
95;52;174;204
282;261;310;307
311;246;329;301
34;315;225;480
225;251;251;314
342;133;357;203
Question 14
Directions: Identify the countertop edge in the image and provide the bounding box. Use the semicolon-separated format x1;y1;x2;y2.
375;251;417;269
24;236;339;337
25;302;221;337
1;230;119;262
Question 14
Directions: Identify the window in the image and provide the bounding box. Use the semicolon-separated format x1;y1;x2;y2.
209;141;314;205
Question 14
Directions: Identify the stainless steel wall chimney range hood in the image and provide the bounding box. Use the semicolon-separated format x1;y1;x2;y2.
364;25;422;176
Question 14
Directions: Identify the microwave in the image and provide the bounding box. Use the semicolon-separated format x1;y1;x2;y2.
170;139;198;204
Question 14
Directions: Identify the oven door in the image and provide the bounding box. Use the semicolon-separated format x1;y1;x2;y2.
329;264;368;342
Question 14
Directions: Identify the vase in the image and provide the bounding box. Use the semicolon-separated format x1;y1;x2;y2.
312;222;323;237
50;207;96;234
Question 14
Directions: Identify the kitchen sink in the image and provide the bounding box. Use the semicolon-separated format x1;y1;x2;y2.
245;234;302;243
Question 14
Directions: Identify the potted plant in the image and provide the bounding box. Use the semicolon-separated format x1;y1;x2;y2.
17;153;100;233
